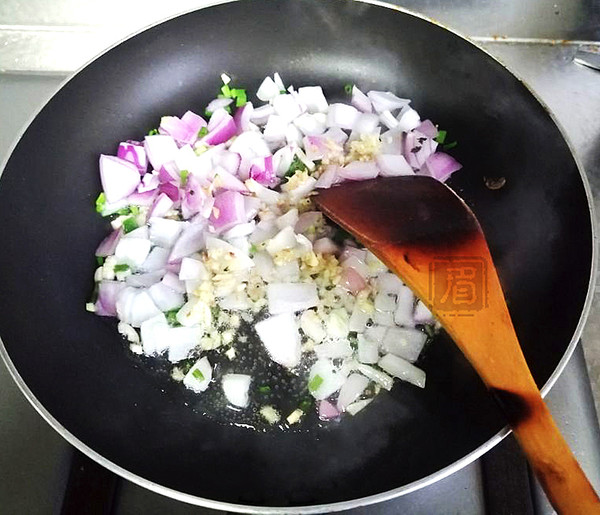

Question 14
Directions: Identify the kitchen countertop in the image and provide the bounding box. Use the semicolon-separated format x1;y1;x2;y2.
1;1;599;513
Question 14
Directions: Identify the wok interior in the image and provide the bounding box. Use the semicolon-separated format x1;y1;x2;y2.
0;0;592;507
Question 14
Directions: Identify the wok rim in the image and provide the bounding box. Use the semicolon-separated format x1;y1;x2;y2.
0;0;596;512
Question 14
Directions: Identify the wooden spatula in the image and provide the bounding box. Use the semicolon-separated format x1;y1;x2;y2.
315;176;600;514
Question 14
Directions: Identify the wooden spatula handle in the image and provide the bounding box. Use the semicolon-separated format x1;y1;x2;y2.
492;386;600;513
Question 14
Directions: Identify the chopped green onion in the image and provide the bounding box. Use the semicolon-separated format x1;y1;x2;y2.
230;88;247;107
95;192;106;214
285;156;307;177
258;385;271;394
204;108;212;117
435;130;447;144
180;169;189;187
249;243;258;255
130;205;140;216
224;105;232;114
308;374;324;392
298;397;313;412
198;126;209;138
192;369;205;381
148;128;159;136
344;83;353;95
220;84;232;97
114;264;130;273
165;309;180;326
443;141;458;150
122;217;138;234
96;256;105;266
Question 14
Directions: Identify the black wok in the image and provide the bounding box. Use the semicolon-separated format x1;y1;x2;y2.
0;0;594;511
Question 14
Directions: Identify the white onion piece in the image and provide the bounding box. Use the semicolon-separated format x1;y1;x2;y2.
339;268;367;295
337;373;369;411
95;280;126;316
253;252;275;281
144;135;179;171
116;288;162;327
327;103;359;129
250;104;275;125
263;114;288;143
326;308;349;338
287;175;317;201
420;152;462;183
314;165;340;189
114;238;151;269
245;178;280;205
351;86;372;113
179;257;209;281
273;72;285;91
96;229;122;257
255;312;301;368
206;97;233;114
373;311;395;327
414;300;435;324
380;130;404;155
294;113;327;135
265;226;297;255
222;374;251;408
313;237;338;255
99;155;141;203
148;282;185;311
394;285;415;327
174;144;199;173
349;304;370;333
357;334;379;364
126;271;164;288
378;354;426;388
168;223;206;263
212;167;247;193
148;218;187;249
256;76;280;102
300;310;326;343
147;193;174;219
183;357;212;393
379;110;399;130
273;146;295;177
267;283;318;314
382;327;426;363
341;254;369;279
274;259;300;282
308;359;346;400
222;221;256;240
273;94;303;122
364;324;388;344
167;326;204;363
249;224;278;246
297;86;328;113
351;113;380;137
161;271;185;293
376;272;404;294
376;154;414;177
275;208;299;230
323;127;348;145
356;363;394;390
314;339;353;360
374;292;396;312
122;226;148;240
117;141;148;174
141;247;169;272
140;313;169;355
285;123;304;146
367;90;410;113
338;161;379;181
397;108;421;132
346;398;373;416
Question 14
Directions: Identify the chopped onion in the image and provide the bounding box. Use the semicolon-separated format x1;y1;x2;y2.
314;339;353;360
179;257;209;281
117;141;148;174
95;280;126;317
140;313;169;355
340;267;367;294
356;363;394;391
99;155;141;203
96;228;122;257
378;353;426;388
346;398;373;416
376;154;414;177
337;373;369;411
267;283;318;314
414;300;435;324
183;357;212;393
297;86;328;113
420;152;462;182
382;326;427;363
148;218;186;248
396;108;421;132
367;90;410;113
255;312;301;368
148;282;185;311
318;399;340;421
168;223;206;263
141;246;169;272
167;326;204;363
313;237;338;255
394;285;415;327
114;238;151;269
309;359;346;400
300;310;326;343
209;190;248;233
327;103;359;129
357;334;379;364
351;86;372;113
256;76;281;102
144;134;179;171
338;160;379;181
